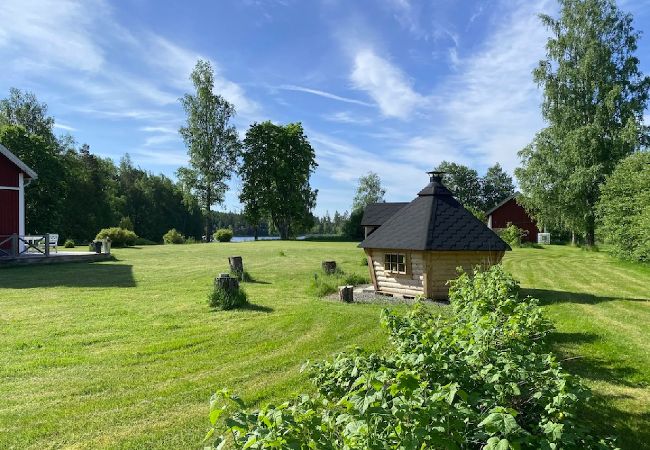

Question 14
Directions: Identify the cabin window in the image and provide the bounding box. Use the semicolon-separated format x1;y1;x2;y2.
384;253;407;274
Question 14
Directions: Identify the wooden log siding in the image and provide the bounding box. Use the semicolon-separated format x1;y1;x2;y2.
369;250;425;297
366;249;505;299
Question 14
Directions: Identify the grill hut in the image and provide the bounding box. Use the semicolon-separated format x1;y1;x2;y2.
359;171;510;300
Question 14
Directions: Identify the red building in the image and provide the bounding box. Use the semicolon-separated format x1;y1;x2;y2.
486;194;539;243
0;143;38;245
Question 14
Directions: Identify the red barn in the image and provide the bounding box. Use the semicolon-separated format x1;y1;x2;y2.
486;194;539;243
0;143;38;244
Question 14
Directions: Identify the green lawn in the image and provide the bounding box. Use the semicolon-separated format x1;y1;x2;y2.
1;243;649;449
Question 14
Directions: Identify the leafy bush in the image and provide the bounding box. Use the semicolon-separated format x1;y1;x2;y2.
163;228;186;245
64;239;75;248
499;222;528;247
214;228;233;242
360;255;368;266
95;227;138;247
308;267;369;297
185;236;198;244
208;285;248;310
597;152;650;262
206;266;615;449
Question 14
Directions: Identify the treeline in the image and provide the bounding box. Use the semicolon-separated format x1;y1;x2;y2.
0;89;203;243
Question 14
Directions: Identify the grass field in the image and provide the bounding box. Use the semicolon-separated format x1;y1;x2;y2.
1;242;649;449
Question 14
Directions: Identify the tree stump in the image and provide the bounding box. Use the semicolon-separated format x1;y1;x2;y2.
215;273;239;292
229;256;244;279
322;260;337;274
339;285;354;303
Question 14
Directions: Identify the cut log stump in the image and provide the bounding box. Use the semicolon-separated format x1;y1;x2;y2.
322;260;337;274
215;273;239;292
339;285;354;303
229;256;244;279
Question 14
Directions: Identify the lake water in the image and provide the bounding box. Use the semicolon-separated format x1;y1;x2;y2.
229;236;306;242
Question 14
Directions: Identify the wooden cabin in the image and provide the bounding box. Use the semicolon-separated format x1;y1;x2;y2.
486;194;540;243
359;171;510;300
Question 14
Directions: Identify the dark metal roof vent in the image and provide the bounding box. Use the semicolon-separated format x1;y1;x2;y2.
418;170;452;196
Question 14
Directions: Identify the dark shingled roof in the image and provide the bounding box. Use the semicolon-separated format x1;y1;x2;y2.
359;173;511;252
360;202;409;226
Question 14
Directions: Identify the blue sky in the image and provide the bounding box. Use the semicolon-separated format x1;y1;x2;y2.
1;0;648;216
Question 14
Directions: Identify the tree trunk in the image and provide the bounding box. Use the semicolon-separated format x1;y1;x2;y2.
205;190;212;242
571;231;576;246
254;225;258;241
585;216;596;247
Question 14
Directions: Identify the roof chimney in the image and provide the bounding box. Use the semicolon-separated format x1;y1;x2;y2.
426;170;446;183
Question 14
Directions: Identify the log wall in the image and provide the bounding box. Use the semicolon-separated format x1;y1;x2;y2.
365;249;505;300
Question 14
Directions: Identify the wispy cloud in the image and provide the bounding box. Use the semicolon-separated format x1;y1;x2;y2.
279;85;373;106
53;122;77;132
323;111;372;125
350;49;427;119
395;0;553;173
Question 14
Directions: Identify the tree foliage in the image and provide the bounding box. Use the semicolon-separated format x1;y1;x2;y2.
0;88;56;144
435;161;515;213
482;163;515;211
206;266;616;449
597;151;650;261
352;172;385;212
239;121;318;240
436;161;482;211
516;0;650;245
178;60;240;240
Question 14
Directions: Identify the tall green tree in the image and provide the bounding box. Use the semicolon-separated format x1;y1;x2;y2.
178;60;240;241
352;172;386;211
239;121;318;240
597;152;650;261
0;88;56;145
481;163;515;211
435;161;482;211
516;0;649;245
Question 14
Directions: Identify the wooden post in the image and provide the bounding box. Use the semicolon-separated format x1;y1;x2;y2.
228;256;244;278
339;285;354;303
214;273;239;292
44;234;50;257
322;260;337;274
11;234;18;257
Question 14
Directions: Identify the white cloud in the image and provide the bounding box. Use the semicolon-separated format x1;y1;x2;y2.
350;49;426;118
0;0;106;72
279;85;373;106
53;122;77;132
0;0;259;125
395;0;553;174
323;111;372;125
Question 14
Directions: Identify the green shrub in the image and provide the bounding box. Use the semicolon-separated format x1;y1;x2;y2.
498;222;528;247
360;255;368;266
597;152;650;262
214;228;234;242
308;267;369;297
64;239;75;248
185;236;198;244
162;228;186;245
206;266;616;449
95;227;138;247
208;285;248;310
134;237;158;245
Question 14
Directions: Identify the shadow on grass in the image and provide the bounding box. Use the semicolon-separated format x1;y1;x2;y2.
521;288;649;305
241;303;274;312
547;331;650;449
0;263;136;288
